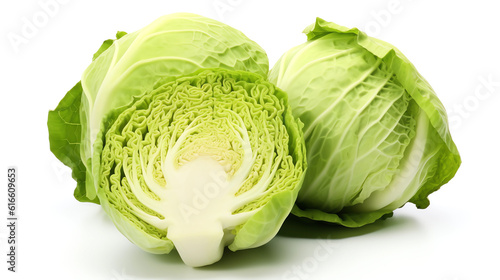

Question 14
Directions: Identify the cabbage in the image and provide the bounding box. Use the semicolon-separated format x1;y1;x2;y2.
269;18;461;227
47;13;460;267
94;69;306;266
48;14;306;267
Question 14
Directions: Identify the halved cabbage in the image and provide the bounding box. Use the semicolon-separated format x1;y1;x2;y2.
91;69;306;266
48;13;305;267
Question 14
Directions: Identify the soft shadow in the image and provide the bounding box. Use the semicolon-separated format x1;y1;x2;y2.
278;214;416;239
196;244;280;272
97;214;422;279
109;240;284;279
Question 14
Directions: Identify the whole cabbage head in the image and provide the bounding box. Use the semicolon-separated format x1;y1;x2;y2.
269;18;461;227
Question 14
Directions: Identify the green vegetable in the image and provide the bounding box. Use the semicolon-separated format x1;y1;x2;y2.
94;69;306;266
269;18;461;227
48;13;460;267
48;14;306;267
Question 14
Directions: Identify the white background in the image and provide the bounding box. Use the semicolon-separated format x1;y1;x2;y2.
1;0;499;279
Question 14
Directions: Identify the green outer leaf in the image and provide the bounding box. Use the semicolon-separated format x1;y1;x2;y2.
47;82;96;203
286;18;461;227
47;32;127;204
291;205;393;228
92;31;127;61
